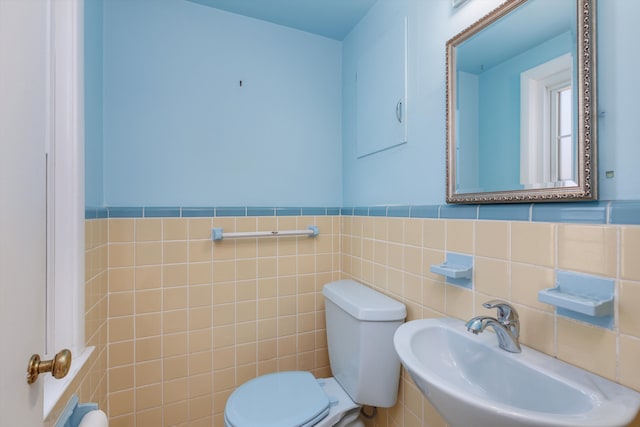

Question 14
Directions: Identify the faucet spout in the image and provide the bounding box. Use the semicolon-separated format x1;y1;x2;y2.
465;316;521;353
465;300;522;353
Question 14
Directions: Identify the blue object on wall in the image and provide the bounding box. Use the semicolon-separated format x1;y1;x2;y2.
538;270;614;329
54;395;98;427
430;252;473;289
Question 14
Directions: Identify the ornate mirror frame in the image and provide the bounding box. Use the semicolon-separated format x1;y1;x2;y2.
446;0;597;204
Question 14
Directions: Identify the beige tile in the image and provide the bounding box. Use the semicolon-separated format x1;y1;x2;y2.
136;407;163;426
136;336;161;362
511;222;555;267
446;220;474;254
422;278;445;313
620;281;640;337
189;329;213;353
187;240;213;262
189;218;213;240
164;378;188;404
620;335;640;392
163;310;187;334
164;287;187;310
136;265;162;290
136;384;163;411
445;285;473;320
135;289;161;314
189;284;213;308
108;365;134;392
163;218;187;241
189;394;213;421
136;313;161;338
108;389;134;417
109;268;134;292
557;318;616;380
164;356;188;381
162;264;188;288
109;316;134;342
109;243;134;268
474;258;509;299
136;360;162;386
424;219;445;250
108;341;134;368
213;261;235;284
189;372;213;398
190;306;213;330
164;333;187;357
511;263;555;311
135;242;162;266
558;224;617;277
164;401;189;426
514;304;554;355
109;292;134;317
622;227;640;281
476;221;509;260
164;241;188;264
189;262;212;284
109;219;134;243
213;325;235;348
135;219;161;242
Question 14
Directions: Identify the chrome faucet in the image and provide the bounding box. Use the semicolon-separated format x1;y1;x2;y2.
465;300;521;353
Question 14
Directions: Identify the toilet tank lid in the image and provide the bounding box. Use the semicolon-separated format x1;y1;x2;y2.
323;280;406;321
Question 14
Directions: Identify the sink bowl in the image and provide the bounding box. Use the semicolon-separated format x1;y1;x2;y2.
393;318;640;427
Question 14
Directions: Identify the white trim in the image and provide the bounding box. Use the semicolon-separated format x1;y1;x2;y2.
520;53;572;187
44;0;85;418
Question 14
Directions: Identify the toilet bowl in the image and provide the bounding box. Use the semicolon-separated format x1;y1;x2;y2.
223;280;406;427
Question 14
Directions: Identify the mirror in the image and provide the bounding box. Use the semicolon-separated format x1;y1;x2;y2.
446;0;597;203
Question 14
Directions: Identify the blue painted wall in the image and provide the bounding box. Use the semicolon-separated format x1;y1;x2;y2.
342;0;640;205
84;0;104;207
85;0;640;208
101;0;342;207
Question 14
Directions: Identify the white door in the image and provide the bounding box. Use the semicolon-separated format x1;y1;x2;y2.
0;0;50;425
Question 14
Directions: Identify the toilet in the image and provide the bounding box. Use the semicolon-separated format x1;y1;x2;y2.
224;279;407;427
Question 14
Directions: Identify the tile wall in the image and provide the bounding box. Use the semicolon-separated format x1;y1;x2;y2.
86;203;640;427
45;219;108;427
340;215;640;427
105;215;340;426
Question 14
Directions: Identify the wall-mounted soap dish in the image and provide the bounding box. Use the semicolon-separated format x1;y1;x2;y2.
538;270;614;329
430;252;473;288
429;263;472;280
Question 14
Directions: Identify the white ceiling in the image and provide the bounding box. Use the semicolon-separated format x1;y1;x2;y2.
185;0;378;40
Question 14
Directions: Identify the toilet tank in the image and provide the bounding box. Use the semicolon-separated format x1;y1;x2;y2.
322;280;406;408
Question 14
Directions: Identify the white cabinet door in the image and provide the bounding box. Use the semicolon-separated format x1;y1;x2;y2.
356;16;408;158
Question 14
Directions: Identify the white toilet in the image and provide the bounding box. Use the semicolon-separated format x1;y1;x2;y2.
224;279;407;427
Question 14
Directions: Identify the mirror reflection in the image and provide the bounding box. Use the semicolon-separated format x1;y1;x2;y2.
446;0;597;203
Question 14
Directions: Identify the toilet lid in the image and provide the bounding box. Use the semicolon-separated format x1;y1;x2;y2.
225;371;330;427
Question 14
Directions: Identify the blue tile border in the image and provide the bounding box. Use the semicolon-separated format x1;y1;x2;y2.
531;202;608;224
610;201;640;225
144;207;181;218
478;204;531;221
85;201;640;225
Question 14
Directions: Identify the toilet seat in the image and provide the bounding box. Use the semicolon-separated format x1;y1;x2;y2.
224;371;331;427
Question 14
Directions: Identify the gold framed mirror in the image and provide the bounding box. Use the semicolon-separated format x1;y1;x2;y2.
446;0;597;204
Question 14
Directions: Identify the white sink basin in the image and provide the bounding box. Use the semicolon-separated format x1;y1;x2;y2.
393;318;640;427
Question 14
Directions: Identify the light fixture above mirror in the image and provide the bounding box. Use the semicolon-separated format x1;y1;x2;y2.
446;0;597;204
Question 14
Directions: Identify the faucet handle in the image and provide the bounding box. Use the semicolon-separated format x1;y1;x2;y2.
482;300;519;325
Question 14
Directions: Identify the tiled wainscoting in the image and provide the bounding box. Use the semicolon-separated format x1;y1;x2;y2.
45;219;109;426
341;215;640;427
81;204;640;427
104;215;340;426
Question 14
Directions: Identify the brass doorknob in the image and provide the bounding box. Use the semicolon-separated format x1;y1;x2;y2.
27;349;72;384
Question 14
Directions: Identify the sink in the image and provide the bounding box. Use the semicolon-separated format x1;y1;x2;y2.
393;318;640;427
